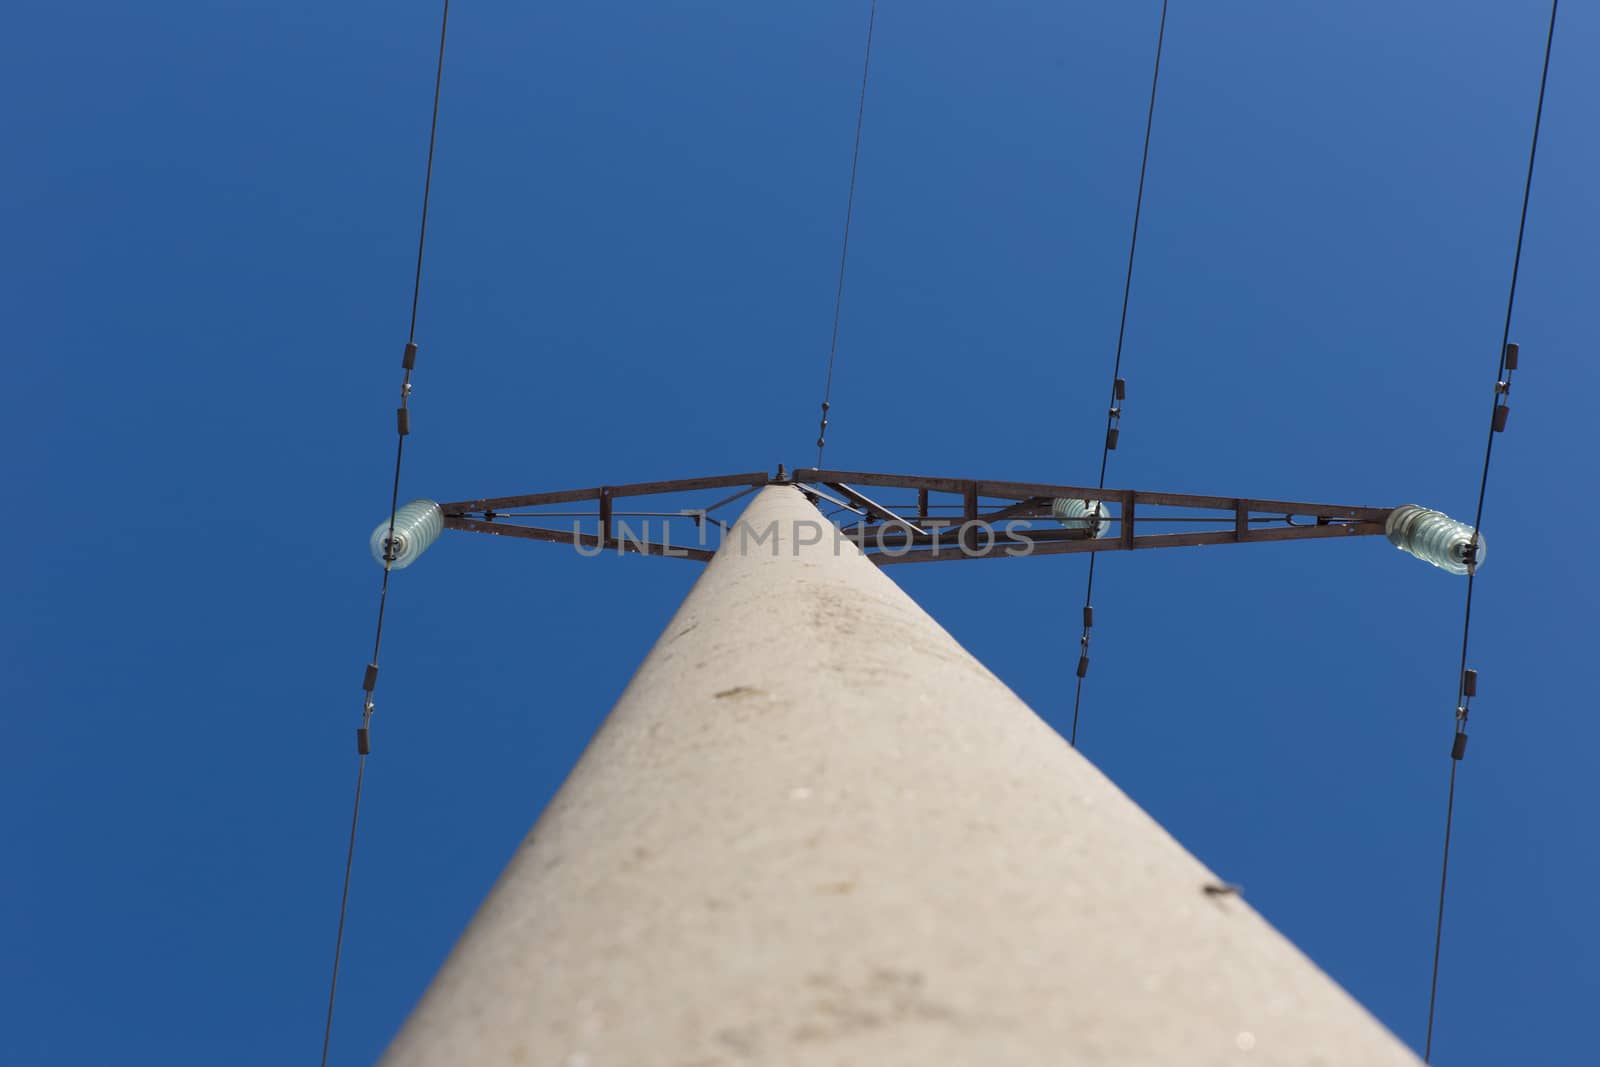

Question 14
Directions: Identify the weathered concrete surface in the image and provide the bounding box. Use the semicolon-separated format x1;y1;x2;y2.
382;486;1421;1066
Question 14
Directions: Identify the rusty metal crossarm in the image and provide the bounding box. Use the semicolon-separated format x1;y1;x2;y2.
435;467;1396;568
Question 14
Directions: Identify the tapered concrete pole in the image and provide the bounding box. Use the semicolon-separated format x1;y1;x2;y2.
382;486;1420;1066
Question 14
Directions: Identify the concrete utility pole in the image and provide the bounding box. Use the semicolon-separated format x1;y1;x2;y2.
381;486;1421;1066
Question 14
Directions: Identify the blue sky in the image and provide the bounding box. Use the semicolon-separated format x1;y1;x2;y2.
4;1;1596;1063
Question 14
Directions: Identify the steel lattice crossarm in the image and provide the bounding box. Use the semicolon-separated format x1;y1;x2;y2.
368;468;1485;576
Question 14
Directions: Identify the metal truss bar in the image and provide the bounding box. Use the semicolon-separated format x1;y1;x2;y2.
855;513;1332;528
817;493;1054;541
797;468;1099;502
440;472;771;514
841;524;1091;548
701;483;763;516
444;516;713;561
800;485;868;516
827;482;925;533
873;521;1386;564
985;497;1053;522
841;514;1379;546
1141;492;1388;522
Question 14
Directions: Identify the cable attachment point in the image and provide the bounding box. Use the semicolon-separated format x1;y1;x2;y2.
369;501;444;569
1386;505;1485;575
1492;341;1518;432
1053;498;1111;538
358;695;375;754
1105;388;1125;451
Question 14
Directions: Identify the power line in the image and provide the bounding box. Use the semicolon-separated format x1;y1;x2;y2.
319;757;367;1067
1424;1;1558;1059
320;2;452;1064
1068;0;1169;748
815;0;878;467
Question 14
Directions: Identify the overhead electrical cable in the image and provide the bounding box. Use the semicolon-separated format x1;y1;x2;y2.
1424;2;1558;1060
815;0;878;466
1068;0;1169;748
320;2;452;1064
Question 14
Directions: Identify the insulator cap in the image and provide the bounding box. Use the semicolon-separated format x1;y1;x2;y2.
397;407;411;436
363;663;379;692
1083;605;1094;629
1076;655;1090;678
403;342;418;369
1451;733;1468;761
1105;427;1120;450
1114;377;1127;400
1492;404;1509;432
357;727;371;755
1053;499;1110;538
1462;668;1478;697
1386;505;1484;576
370;500;444;569
1503;342;1519;370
